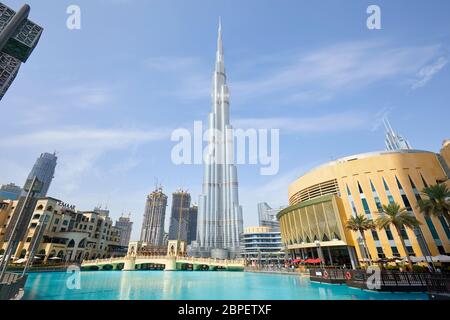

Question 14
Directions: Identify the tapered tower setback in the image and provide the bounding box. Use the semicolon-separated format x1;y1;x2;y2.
195;21;244;258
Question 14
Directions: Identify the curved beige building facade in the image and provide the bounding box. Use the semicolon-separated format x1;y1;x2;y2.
279;150;450;267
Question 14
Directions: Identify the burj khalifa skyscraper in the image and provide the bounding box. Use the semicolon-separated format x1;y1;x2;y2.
195;20;244;259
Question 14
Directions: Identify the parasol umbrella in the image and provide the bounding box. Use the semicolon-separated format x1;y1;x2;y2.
432;255;450;263
49;257;62;261
410;256;431;263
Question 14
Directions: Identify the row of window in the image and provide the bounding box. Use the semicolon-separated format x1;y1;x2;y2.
346;173;449;255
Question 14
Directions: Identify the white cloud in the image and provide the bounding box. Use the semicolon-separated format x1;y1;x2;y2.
144;41;445;105
234;111;369;133
232;41;443;103
0;127;170;194
411;56;448;89
0;127;169;150
57;84;115;108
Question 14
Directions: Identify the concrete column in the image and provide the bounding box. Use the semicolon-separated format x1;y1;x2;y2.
327;247;333;265
123;256;136;271
347;246;358;270
164;257;177;271
316;245;324;262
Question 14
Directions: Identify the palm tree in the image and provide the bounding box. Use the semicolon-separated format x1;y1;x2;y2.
346;214;376;266
376;202;421;270
417;183;450;225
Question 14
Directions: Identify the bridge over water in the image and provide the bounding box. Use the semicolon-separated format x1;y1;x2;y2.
81;255;245;271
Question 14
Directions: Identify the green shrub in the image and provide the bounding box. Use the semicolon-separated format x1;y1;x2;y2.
412;265;428;273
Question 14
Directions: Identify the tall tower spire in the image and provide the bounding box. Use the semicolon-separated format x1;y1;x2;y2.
195;20;244;259
216;17;225;74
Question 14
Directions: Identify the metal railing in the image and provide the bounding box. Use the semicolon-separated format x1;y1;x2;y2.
309;267;450;292
309;268;346;280
245;265;300;273
426;274;450;294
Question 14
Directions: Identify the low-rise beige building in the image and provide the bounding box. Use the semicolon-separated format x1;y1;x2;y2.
441;140;450;168
0;197;125;263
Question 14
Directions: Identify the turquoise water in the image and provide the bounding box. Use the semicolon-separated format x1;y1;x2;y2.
23;271;428;300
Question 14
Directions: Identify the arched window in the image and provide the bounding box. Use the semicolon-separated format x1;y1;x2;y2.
38;249;46;256
46;206;53;211
68;239;75;248
33;214;41;220
19;249;27;258
49;250;56;258
78;239;86;248
36;204;44;210
57;250;65;259
0;248;5;255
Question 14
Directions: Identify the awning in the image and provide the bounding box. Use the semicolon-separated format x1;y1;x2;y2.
432;255;450;263
410;255;450;263
13;258;27;264
49;257;62;260
304;258;322;264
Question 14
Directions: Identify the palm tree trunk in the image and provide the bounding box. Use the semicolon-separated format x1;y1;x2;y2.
395;227;413;271
443;208;450;228
360;231;372;266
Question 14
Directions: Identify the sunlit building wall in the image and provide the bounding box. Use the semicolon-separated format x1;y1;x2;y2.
279;149;450;267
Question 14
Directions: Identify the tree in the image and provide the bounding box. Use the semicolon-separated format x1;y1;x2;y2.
376;203;421;270
417;183;450;226
346;214;376;266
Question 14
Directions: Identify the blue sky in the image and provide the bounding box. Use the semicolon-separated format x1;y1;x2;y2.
1;0;449;240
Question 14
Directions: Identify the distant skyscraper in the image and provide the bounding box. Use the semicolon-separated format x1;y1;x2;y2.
257;203;284;231
93;206;110;217
0;183;22;201
140;188;168;246
383;118;412;151
24;152;57;198
162;232;169;246
0;3;43;100
115;215;133;247
168;191;191;241
187;205;198;244
196;20;244;258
